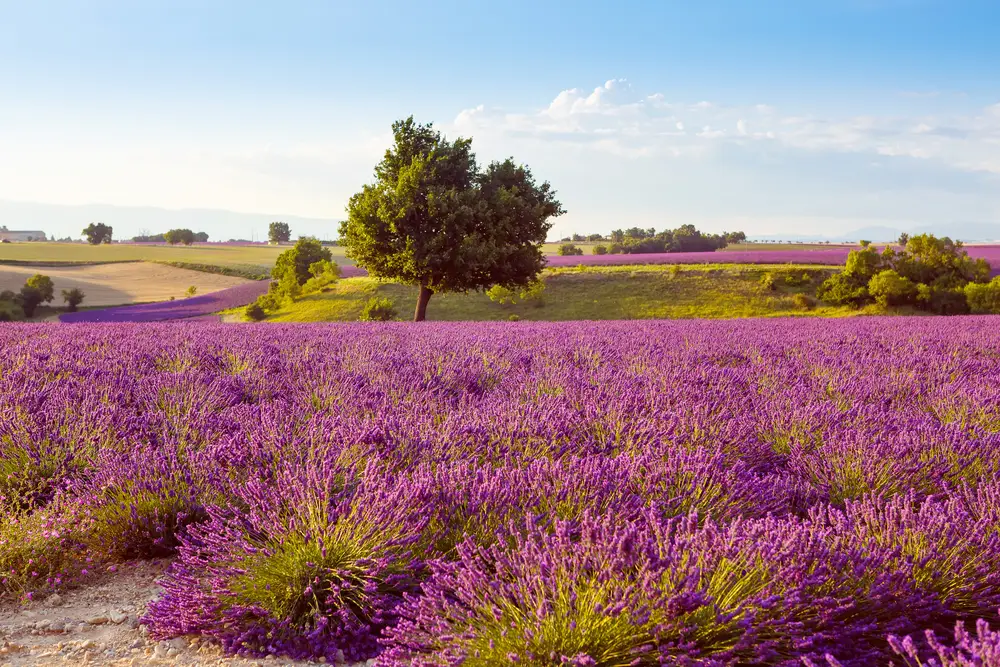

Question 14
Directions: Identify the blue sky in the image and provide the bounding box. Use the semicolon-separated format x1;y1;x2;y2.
0;0;998;240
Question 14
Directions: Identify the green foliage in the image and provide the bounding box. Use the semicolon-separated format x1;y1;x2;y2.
818;234;989;314
268;222;291;244
760;273;776;291
508;314;520;322
340;116;564;321
793;293;816;310
783;272;812;287
301;259;341;294
255;292;281;312
558;243;584;256
859;239;872;248
185;285;198;297
359;297;397;321
592;244;608;255
867;270;917;307
486;280;545;306
272;238;333;289
16;286;44;318
62;288;85;312
26;274;55;302
245;303;267;321
897;232;910;246
965;277;1000;314
608;242;625;254
165;229;196;245
82;222;113;245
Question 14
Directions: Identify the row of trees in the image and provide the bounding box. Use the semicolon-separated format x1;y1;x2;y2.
0;274;85;320
817;236;1000;314
557;228;746;252
132;230;210;244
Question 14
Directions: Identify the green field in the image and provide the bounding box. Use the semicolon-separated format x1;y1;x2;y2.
254;264;903;323
0;243;347;271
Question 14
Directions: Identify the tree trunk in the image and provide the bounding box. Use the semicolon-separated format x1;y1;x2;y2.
414;284;433;322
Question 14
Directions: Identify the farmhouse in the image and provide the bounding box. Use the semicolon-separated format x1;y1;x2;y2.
0;226;46;242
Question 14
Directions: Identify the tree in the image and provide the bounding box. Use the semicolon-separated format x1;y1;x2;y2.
341;116;564;321
82;223;113;245
269;222;291;244
272;238;333;293
62;288;85;312
868;270;917;307
557;243;584;256
16;287;44;317
897;232;910;247
25;274;55;303
194;231;209;242
185;286;198;297
165;229;195;245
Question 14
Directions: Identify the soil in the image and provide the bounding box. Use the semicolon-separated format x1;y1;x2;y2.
0;561;370;667
0;263;250;307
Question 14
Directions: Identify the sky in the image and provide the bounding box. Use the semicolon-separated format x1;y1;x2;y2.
0;0;998;241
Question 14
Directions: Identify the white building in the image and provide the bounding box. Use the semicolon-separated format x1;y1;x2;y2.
0;227;47;242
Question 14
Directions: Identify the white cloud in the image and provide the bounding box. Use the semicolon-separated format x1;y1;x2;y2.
451;81;1000;175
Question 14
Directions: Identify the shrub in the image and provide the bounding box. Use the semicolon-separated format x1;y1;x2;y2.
669;264;681;278
301;259;340;294
359;297;397;321
784;272;812;287
760;273;777;291
592;244;608;255
817;273;869;306
507;314;520;322
608;242;624;254
25;274;55;302
244;303;267;321
185;286;198;298
965;277;1000;314
868;270;917;307
486;280;545;307
918;285;970;315
793;293;817;310
557;243;584;256
62;288;85;312
273;238;333;287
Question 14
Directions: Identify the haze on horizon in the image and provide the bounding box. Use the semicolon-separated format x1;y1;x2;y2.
1;0;998;242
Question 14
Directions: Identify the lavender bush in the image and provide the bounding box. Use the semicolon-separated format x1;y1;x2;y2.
1;318;999;663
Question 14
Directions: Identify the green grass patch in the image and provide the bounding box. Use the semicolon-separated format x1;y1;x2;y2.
262;264;911;322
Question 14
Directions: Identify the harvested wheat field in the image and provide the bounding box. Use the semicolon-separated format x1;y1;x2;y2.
0;263;251;307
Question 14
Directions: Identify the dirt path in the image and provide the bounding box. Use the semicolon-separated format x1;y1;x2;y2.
0;562;369;666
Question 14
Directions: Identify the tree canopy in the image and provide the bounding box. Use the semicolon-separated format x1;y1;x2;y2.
164;229;196;245
269;222;291;244
82;223;113;245
340;117;564;321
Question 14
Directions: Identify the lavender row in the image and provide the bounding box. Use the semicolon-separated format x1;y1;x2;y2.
2;319;1000;664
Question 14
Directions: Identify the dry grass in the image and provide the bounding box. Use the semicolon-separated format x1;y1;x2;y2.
0;262;251;307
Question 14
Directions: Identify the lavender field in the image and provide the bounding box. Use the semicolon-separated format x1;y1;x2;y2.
2;319;1000;665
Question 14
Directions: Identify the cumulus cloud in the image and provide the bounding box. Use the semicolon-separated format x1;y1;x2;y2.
452;80;1000;174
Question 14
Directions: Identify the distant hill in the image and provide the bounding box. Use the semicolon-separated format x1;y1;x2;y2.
751;222;1000;244
0;200;342;243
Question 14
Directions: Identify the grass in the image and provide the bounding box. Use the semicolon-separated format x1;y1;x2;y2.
259;264;910;322
0;243;326;269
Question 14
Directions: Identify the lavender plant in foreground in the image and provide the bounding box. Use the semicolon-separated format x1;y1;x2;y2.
0;318;997;662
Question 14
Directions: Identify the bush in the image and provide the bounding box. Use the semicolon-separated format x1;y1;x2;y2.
608;242;624;254
965;277;1000;314
557;243;584;256
592;245;608;255
486;280;545;307
793;293;816;310
301;259;340;294
868;270;917;307
359;297;397;321
760;273;777;291
245;303;267;321
185;286;198;298
273;238;333;287
783;272;812;287
507;314;520;322
255;292;280;312
817;273;869;307
62;288;85;312
918;285;970;315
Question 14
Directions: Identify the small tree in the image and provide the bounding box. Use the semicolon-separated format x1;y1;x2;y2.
592;245;608;255
272;238;333;298
897;232;910;247
62;288;85;312
194;231;209;242
165;229;196;245
244;303;267;321
186;286;198;297
269;222;291;244
16;286;44;317
341;117;563;321
557;243;583;256
82;223;113;245
25;274;55;303
964;278;1000;314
